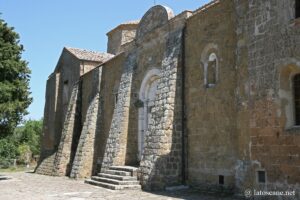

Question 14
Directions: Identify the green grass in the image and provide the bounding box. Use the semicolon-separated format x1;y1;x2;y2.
0;165;35;173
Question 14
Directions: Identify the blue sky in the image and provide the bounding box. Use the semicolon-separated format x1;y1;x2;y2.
0;0;210;120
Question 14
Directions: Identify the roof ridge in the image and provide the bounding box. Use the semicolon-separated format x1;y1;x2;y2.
193;0;220;14
106;20;140;35
65;46;109;54
64;47;114;62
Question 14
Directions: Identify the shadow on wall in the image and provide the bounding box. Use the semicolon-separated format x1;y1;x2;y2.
140;43;183;190
66;82;82;176
91;92;105;175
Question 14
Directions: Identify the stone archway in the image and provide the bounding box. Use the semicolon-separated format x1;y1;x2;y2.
138;69;160;161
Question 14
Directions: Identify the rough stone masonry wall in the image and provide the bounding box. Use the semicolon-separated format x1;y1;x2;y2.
95;54;124;170
41;73;59;151
52;83;81;176
184;0;238;192
101;52;136;169
54;52;81;149
139;29;183;190
70;67;103;178
35;152;56;175
234;0;300;197
107;26;138;55
35;73;59;175
232;0;253;194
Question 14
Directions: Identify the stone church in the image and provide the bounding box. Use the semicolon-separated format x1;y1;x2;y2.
36;0;300;197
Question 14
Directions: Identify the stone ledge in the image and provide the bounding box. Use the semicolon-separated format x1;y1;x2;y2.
289;17;300;27
285;126;300;134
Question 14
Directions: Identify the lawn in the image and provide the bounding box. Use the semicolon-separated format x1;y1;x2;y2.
0;165;36;173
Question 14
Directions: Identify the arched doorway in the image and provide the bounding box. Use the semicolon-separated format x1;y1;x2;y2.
138;69;160;161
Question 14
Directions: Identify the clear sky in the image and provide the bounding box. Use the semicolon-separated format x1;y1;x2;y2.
0;0;210;120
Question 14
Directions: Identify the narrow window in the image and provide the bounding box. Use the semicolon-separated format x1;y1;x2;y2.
294;74;300;125
296;0;300;18
206;53;218;88
207;60;216;85
257;171;266;183
114;93;118;104
63;80;69;106
219;175;224;185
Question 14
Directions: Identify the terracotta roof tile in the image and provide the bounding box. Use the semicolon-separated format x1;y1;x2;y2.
65;47;114;62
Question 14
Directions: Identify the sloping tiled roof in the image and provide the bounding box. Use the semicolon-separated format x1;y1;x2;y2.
121;20;140;25
107;20;140;35
65;47;114;62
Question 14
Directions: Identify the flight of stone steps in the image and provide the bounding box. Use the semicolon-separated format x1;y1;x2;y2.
0;175;11;180
85;166;141;190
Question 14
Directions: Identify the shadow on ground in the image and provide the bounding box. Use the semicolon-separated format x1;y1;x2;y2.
145;189;243;200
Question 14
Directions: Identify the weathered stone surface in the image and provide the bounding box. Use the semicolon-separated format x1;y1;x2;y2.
185;0;238;193
37;1;300;198
139;29;183;190
136;5;174;40
101;51;136;169
53;83;81;176
85;165;141;190
0;172;243;200
107;21;139;55
70;67;103;179
35;151;56;175
36;47;109;175
234;0;300;197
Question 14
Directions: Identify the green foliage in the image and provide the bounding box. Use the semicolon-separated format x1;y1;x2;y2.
0;17;32;137
0;138;17;159
0;119;42;167
14;119;42;155
0;138;18;168
17;143;31;164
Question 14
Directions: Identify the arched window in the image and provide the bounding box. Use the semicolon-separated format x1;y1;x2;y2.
201;43;219;88
278;65;300;129
113;82;119;106
205;53;218;88
296;0;300;18
207;53;217;87
63;80;69;106
294;74;300;125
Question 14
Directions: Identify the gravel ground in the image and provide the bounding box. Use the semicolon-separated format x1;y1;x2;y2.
0;171;242;200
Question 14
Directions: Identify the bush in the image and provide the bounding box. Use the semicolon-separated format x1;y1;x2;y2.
0;138;17;168
0;158;13;169
0;119;42;166
13;119;42;156
17;143;31;164
0;138;17;160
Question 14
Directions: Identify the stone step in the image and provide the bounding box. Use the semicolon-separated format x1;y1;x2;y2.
109;166;138;176
85;179;141;190
97;173;137;181
109;166;138;173
103;169;131;176
0;176;11;180
91;176;139;185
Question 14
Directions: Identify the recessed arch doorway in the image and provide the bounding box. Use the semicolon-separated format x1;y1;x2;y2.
138;69;161;161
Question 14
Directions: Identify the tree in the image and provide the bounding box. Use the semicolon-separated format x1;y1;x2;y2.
14;119;43;155
0;138;17;160
17;143;31;164
0;119;42;167
0;16;32;137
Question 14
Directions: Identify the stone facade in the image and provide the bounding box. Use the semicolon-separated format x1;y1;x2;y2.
36;0;300;198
